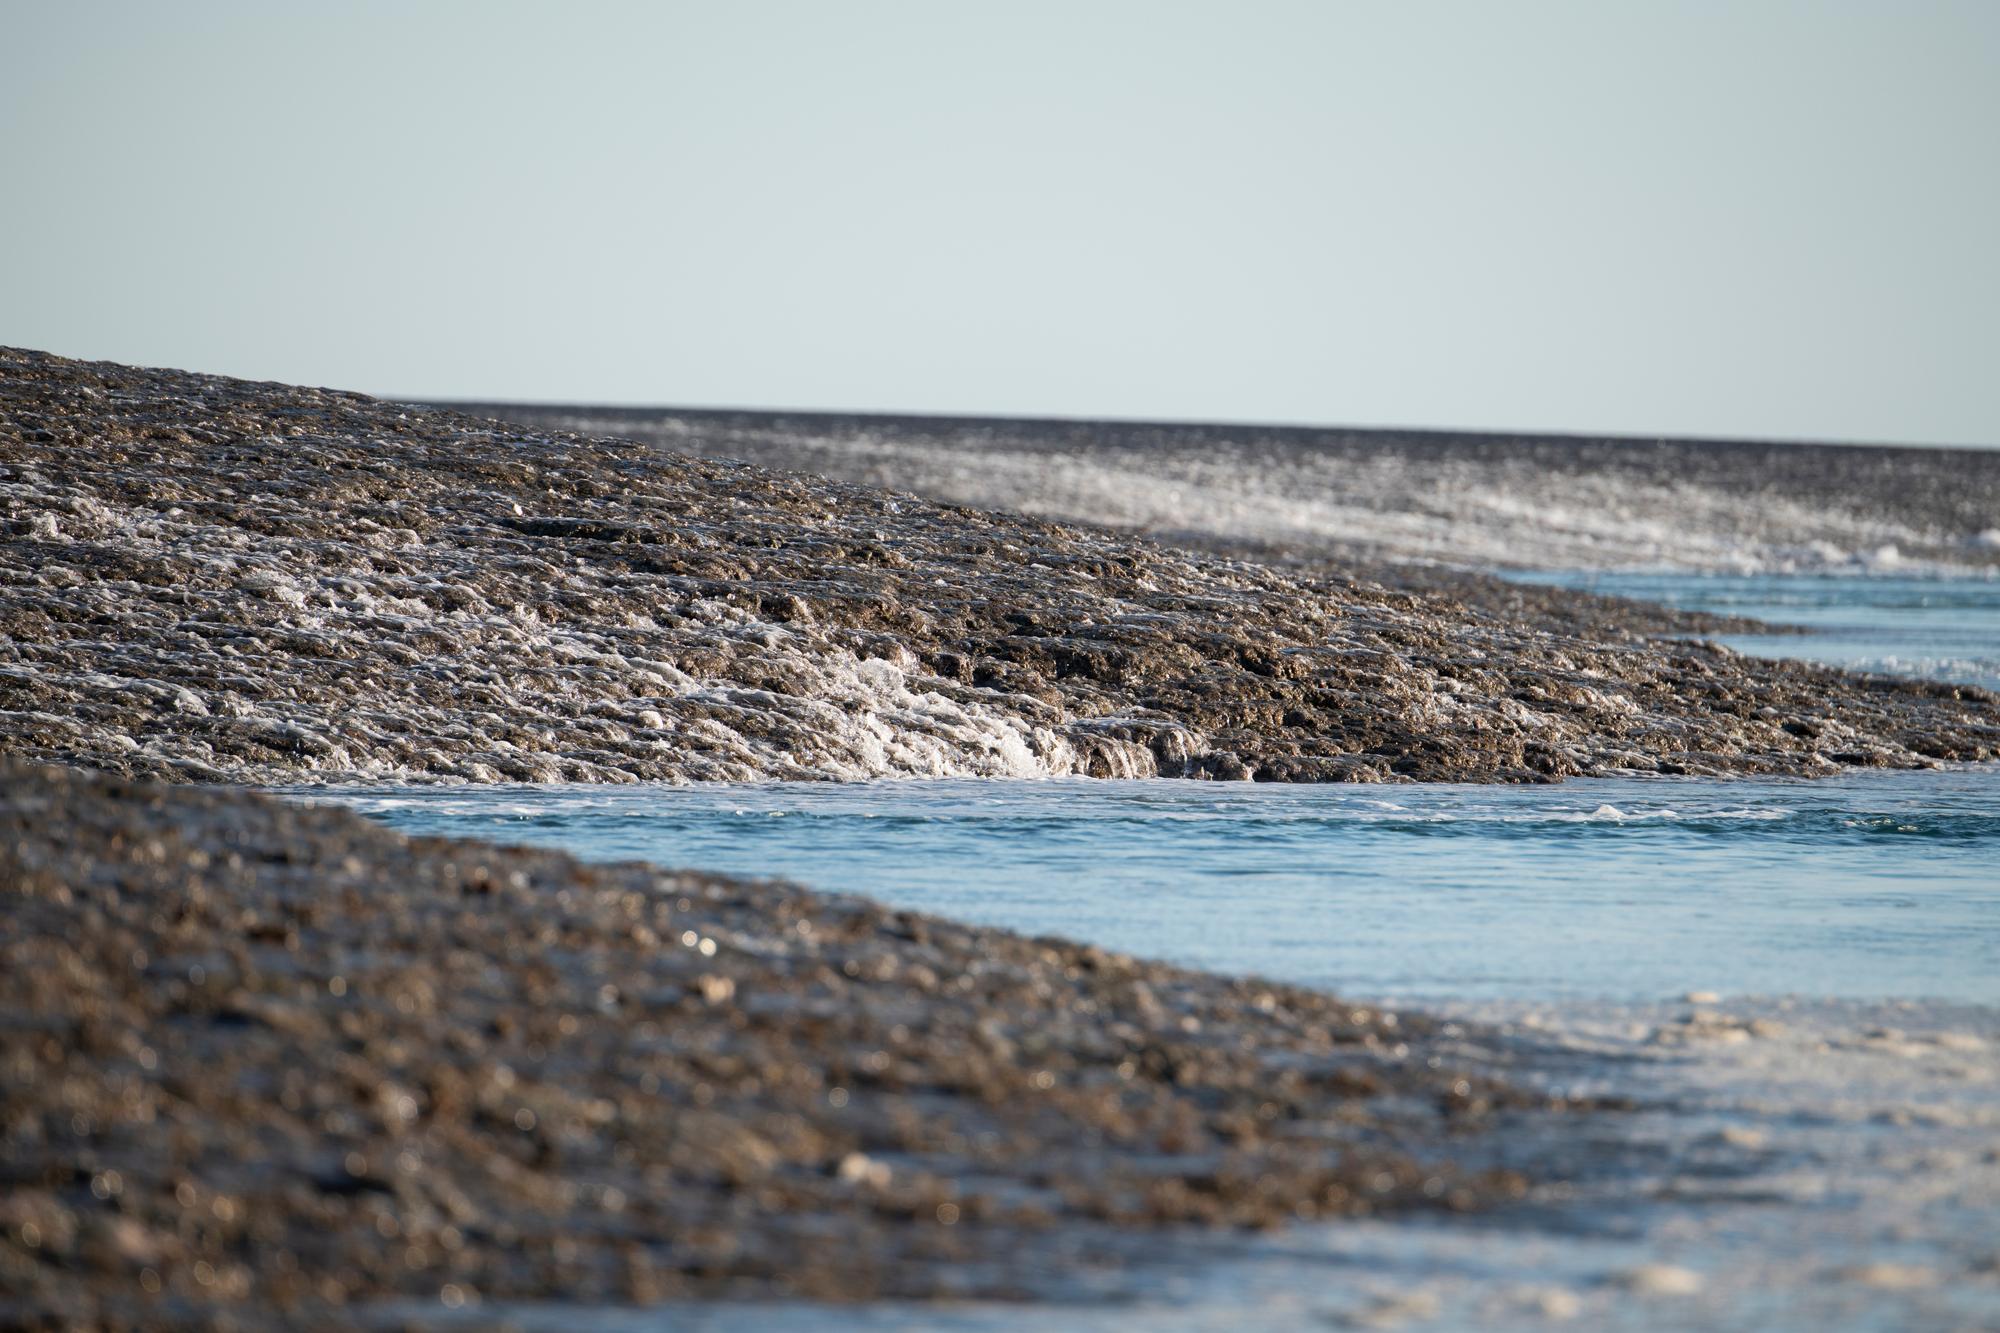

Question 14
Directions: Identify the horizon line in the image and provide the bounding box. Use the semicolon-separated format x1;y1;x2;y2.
414;394;1999;457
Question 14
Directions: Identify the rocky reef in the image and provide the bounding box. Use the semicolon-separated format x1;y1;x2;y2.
491;403;2000;575
2;346;1996;785
0;762;1576;1325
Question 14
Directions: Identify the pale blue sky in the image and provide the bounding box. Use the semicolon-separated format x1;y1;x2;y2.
4;1;1996;445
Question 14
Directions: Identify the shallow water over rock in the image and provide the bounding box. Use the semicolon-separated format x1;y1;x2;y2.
479;403;2000;577
424;996;2000;1332
1515;570;2000;693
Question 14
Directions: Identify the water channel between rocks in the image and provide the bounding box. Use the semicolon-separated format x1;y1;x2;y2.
315;571;2000;1330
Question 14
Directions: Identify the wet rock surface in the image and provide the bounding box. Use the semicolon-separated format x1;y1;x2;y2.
0;762;1577;1326
501;403;2000;574
3;346;1997;786
1147;533;1787;642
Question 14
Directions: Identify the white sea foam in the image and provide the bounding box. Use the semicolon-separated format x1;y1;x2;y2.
553;412;2000;577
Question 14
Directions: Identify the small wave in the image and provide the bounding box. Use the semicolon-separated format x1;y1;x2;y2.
1839;655;2000;689
1333;803;1791;827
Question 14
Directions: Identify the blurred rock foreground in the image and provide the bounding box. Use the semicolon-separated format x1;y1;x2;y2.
0;762;1575;1325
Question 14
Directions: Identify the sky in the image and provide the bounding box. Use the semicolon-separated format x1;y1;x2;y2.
4;1;1997;447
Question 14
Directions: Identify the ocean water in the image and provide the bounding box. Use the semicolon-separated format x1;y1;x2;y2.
313;571;2000;1331
1514;570;2000;692
319;572;2000;1006
336;765;2000;1331
326;769;2000;1006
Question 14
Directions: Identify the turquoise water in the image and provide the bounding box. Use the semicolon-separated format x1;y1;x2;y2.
316;572;2000;1330
312;573;2000;1008
1514;570;2000;691
324;769;2000;1004
332;769;2000;1329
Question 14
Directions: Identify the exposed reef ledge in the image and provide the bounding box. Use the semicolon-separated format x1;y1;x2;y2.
3;346;1996;785
1;762;1572;1323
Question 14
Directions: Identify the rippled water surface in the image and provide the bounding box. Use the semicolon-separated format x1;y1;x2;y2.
324;770;2000;1331
1515;570;2000;691
313;574;2000;1004
320;769;2000;1005
313;571;2000;1331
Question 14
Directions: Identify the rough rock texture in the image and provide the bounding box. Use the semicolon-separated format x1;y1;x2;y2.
494;403;2000;574
0;762;1574;1326
1150;533;1787;642
3;346;1996;785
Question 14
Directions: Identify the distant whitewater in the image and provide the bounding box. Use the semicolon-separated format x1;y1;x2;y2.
478;405;2000;577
